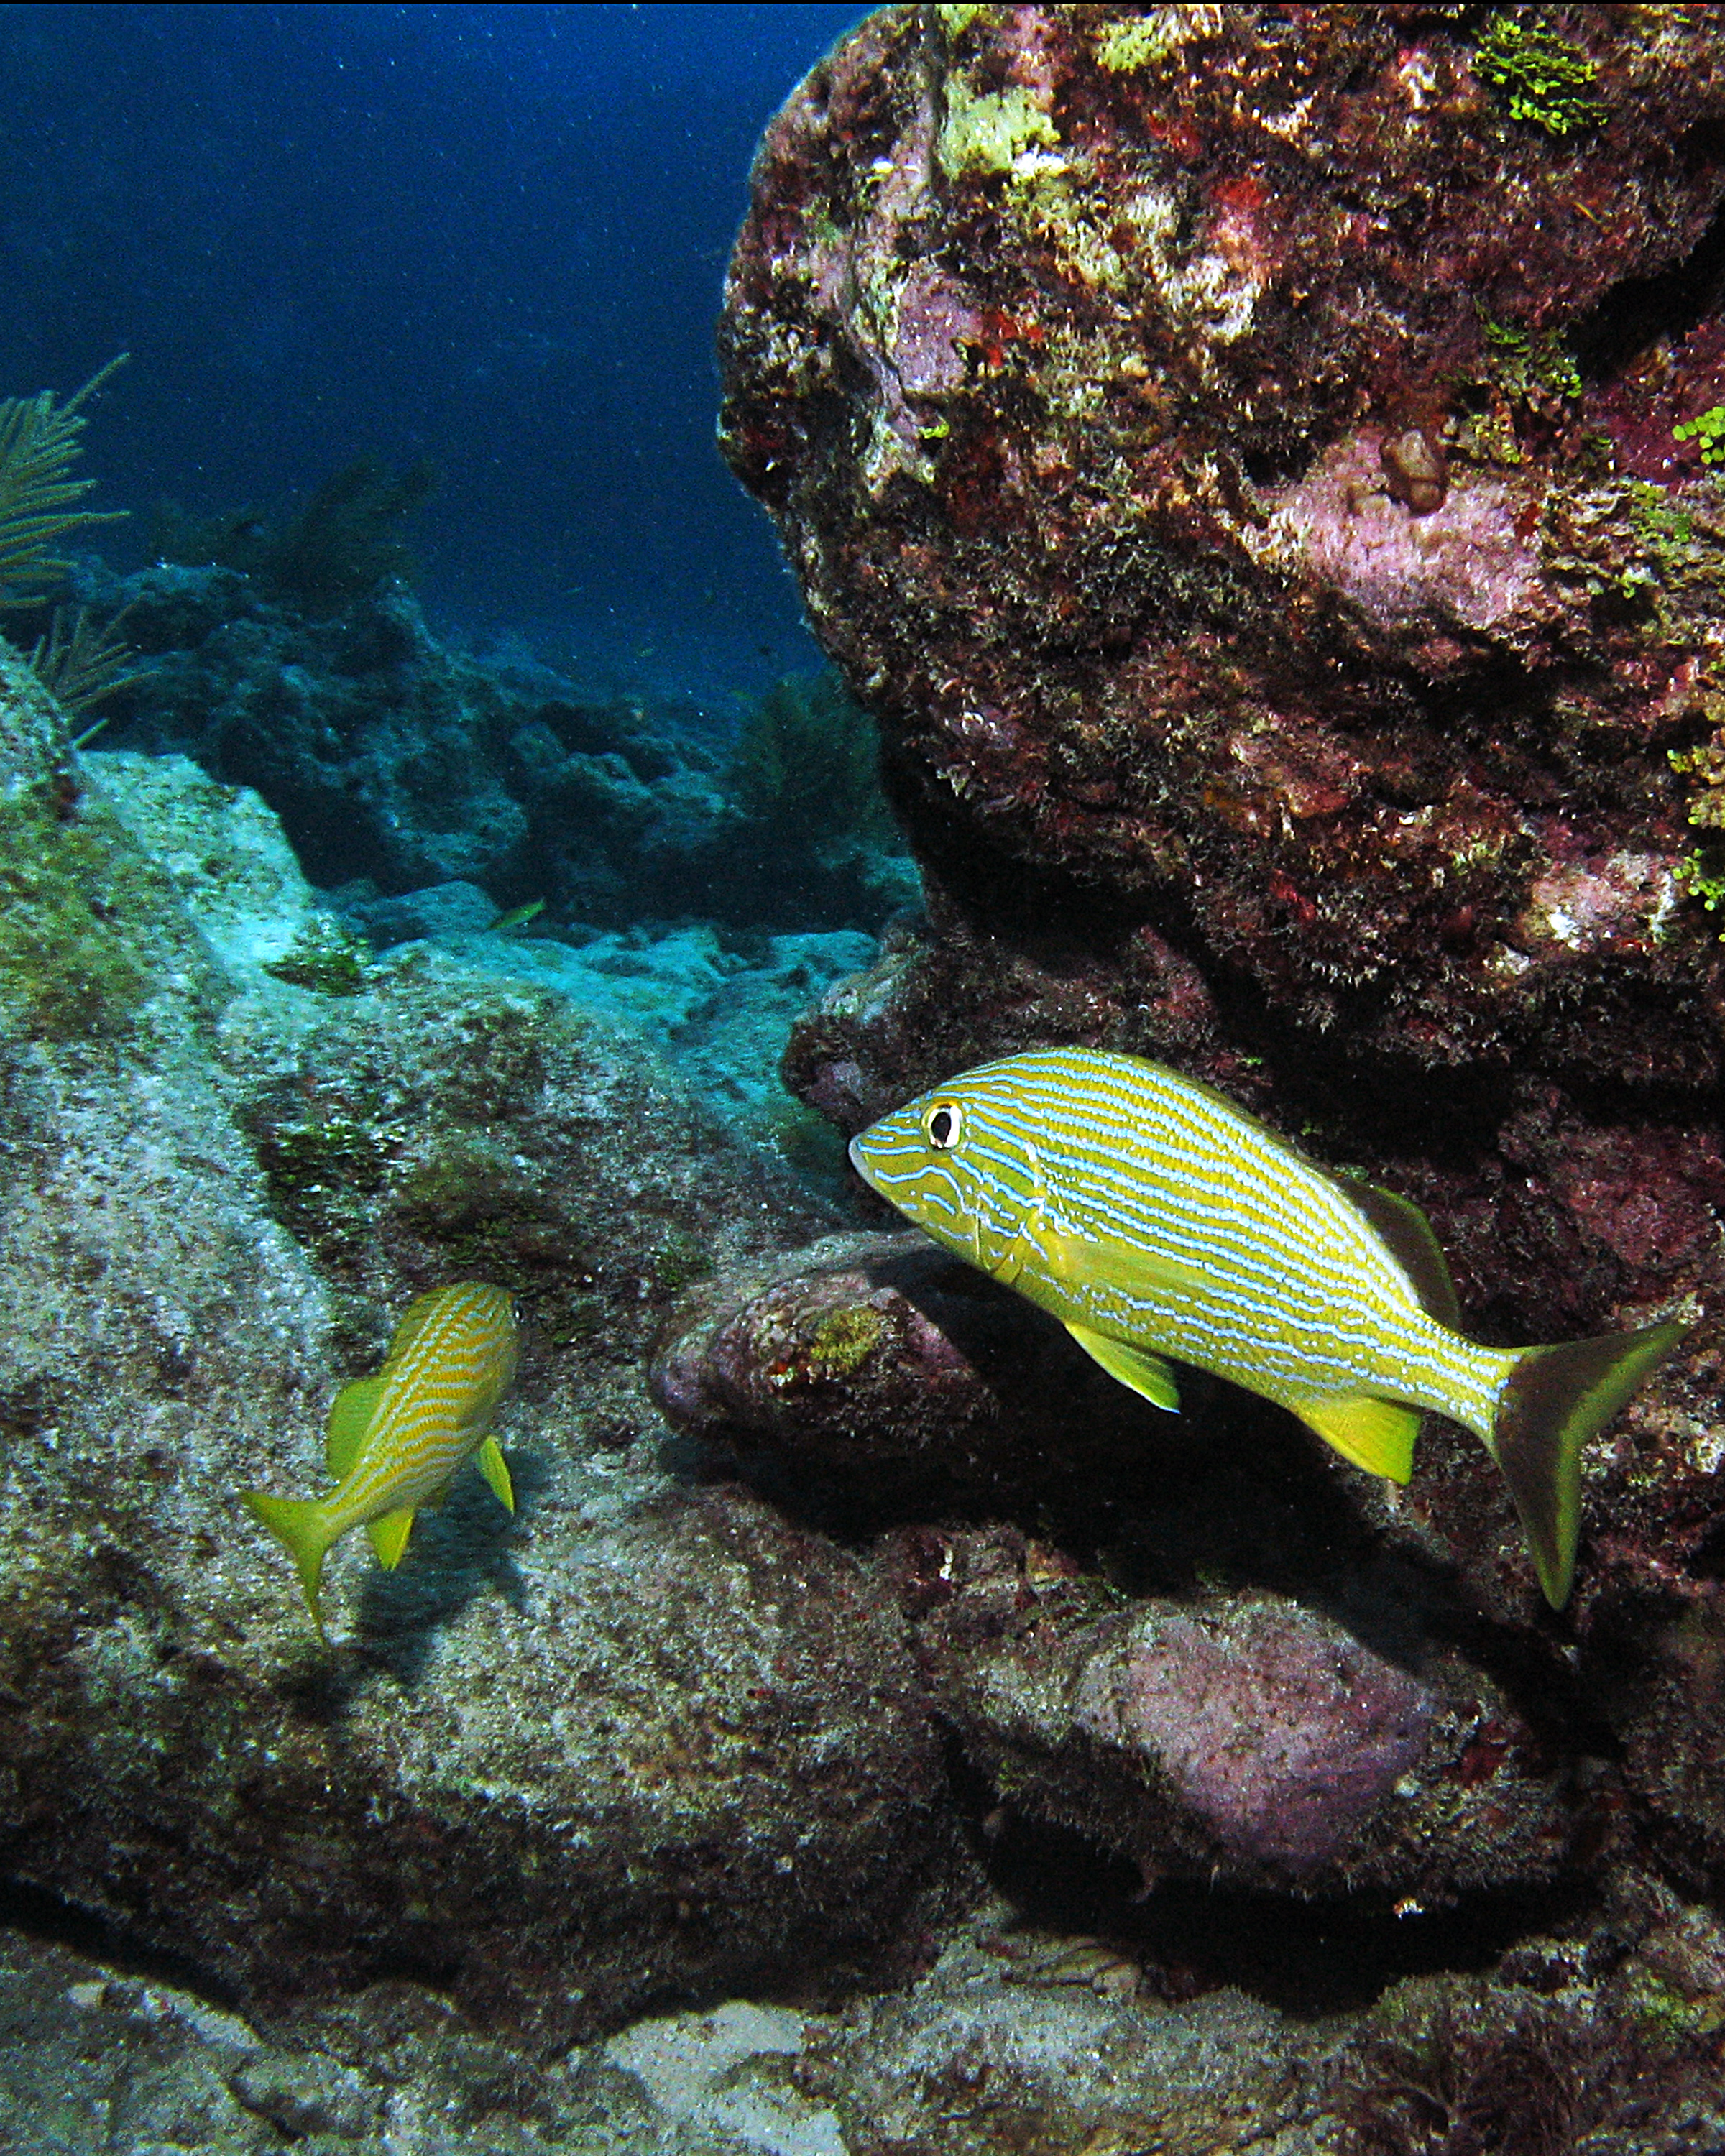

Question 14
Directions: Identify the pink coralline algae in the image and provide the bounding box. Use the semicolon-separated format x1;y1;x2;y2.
1072;1605;1431;1875
891;1529;1581;1898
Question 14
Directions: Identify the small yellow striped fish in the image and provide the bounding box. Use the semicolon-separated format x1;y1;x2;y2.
244;1282;518;1637
850;1051;1684;1608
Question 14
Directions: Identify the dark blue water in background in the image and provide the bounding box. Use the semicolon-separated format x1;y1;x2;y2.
0;2;868;700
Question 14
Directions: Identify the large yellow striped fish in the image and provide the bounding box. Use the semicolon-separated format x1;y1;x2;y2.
849;1051;1684;1608
244;1282;518;1637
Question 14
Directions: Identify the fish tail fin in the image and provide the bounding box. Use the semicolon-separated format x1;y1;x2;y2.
1491;1319;1686;1610
243;1490;337;1640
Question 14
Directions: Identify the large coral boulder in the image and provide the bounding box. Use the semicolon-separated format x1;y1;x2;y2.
720;2;1725;1082
721;1;1725;1634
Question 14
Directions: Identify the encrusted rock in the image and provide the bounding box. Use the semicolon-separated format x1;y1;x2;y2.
722;2;1725;1082
727;9;1725;1625
893;1526;1584;1899
649;1228;1177;1516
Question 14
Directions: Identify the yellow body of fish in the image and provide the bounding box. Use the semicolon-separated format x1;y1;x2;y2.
244;1282;518;1636
850;1050;1684;1607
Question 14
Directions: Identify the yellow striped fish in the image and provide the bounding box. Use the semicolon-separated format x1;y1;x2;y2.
244;1282;518;1637
850;1051;1684;1608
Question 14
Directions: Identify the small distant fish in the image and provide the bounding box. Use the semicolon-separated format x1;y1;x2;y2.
992;1932;1144;1999
494;898;546;934
244;1283;519;1637
850;1051;1685;1608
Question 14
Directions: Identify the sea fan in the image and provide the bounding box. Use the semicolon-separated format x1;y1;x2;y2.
28;604;143;728
0;355;129;605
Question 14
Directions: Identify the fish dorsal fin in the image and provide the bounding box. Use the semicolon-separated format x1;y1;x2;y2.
1284;1391;1420;1483
1331;1179;1460;1327
326;1376;386;1481
1065;1323;1182;1411
380;1289;448;1370
367;1505;417;1569
1037;1225;1213;1304
475;1434;515;1512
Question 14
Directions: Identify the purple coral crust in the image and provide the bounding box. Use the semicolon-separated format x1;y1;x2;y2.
1075;1604;1431;1873
888;1528;1582;1897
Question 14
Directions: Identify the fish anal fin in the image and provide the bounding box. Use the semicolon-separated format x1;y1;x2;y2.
367;1506;416;1570
1285;1391;1420;1483
1494;1319;1686;1608
476;1434;515;1513
1041;1226;1211;1304
1333;1179;1460;1328
1065;1323;1181;1411
326;1376;385;1480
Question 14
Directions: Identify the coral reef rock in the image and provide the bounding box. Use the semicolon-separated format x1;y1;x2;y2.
722;1;1725;1082
0;647;956;2052
727;1;1725;1632
896;1527;1578;1901
82;561;914;934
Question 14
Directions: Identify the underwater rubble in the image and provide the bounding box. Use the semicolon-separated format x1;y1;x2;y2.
75;558;917;938
0;647;961;2062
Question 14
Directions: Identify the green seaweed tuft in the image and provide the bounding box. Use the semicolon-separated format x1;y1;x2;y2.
1674;405;1725;467
263;916;373;996
727;671;892;852
156;455;436;615
1473;14;1604;137
1478;312;1582;407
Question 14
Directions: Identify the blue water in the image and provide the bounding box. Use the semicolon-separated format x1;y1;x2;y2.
0;2;868;699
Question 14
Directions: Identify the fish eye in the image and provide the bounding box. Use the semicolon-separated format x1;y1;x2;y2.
923;1101;962;1150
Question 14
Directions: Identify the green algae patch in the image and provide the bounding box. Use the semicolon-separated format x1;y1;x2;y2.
1675;405;1725;467
937;79;1059;179
652;1228;717;1294
1096;14;1180;73
251;1104;404;1263
263;913;373;995
935;3;985;37
1478;312;1582;408
0;778;150;1038
809;1304;885;1378
1473;14;1604;137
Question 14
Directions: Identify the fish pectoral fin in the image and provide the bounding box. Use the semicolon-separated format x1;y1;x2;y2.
475;1434;515;1513
1039;1226;1212;1304
1284;1391;1420;1483
367;1506;417;1570
1065;1323;1181;1411
325;1376;386;1479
